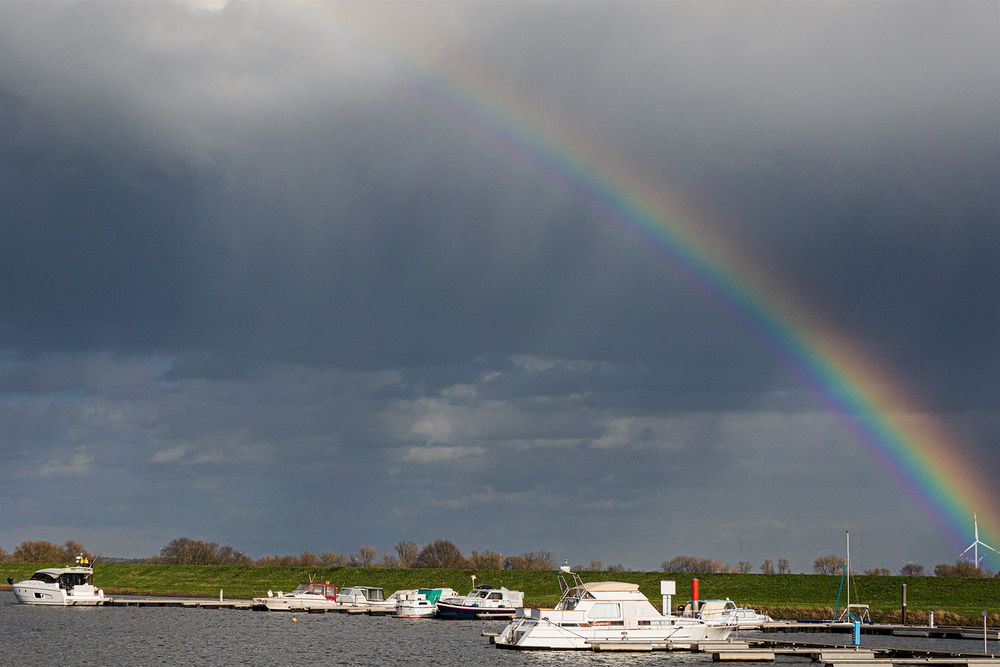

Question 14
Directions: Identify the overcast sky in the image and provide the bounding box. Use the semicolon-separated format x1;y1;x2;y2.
2;1;998;573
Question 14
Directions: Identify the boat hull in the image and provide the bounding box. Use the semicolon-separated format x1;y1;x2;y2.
396;601;436;618
495;615;732;650
251;597;340;611
12;583;105;606
435;601;518;620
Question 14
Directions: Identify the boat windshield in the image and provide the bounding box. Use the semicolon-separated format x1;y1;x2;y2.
558;595;580;610
29;572;59;584
294;583;325;595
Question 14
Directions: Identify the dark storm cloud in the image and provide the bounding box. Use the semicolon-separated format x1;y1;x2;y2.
1;2;998;569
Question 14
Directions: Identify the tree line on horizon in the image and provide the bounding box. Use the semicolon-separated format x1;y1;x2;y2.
1;539;994;577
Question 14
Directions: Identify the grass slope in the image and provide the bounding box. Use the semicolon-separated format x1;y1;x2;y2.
3;564;999;623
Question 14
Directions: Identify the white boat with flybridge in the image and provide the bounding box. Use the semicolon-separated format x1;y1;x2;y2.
9;555;106;606
493;567;735;650
252;581;338;611
395;587;460;618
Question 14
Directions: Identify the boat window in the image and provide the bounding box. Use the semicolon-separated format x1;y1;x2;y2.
488;592;502;600
59;573;89;587
29;573;59;584
587;602;621;620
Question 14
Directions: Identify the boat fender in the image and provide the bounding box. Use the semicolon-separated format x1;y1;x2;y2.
6;578;12;585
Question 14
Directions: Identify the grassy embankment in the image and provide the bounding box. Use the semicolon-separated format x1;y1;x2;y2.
3;563;999;625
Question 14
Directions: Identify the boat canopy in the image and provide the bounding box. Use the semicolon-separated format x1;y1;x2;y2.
578;581;639;593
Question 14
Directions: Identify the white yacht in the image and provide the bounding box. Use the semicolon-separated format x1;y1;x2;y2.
9;555;106;606
494;570;734;650
395;587;460;618
252;581;339;611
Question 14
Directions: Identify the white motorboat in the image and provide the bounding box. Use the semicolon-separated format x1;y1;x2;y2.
494;569;734;650
436;584;524;620
395;587;460;618
727;607;774;628
337;586;401;611
9;555;106;606
252;581;338;611
682;598;772;628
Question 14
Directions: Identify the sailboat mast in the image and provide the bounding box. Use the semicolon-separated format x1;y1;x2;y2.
845;530;850;610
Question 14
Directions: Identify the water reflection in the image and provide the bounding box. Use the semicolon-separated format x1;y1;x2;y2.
1;593;995;666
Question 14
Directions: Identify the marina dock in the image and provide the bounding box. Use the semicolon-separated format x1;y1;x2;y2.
759;622;1000;641
563;636;1000;663
104;597;395;613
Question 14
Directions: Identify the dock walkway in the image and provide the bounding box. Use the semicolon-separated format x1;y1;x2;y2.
105;597;395;614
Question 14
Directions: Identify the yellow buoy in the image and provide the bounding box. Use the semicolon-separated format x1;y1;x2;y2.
291;617;298;623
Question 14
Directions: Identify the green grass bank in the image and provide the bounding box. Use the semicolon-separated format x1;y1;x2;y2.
3;563;999;625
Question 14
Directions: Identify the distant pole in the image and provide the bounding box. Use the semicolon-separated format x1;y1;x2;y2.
901;584;908;625
984;610;988;654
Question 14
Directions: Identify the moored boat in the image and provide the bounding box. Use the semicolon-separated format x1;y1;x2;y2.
395;587;460;618
337;586;401;611
682;598;772;628
252;581;338;611
435;584;524;620
9;555;106;606
494;569;734;650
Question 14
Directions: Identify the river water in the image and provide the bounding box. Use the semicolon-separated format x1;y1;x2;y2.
1;592;995;666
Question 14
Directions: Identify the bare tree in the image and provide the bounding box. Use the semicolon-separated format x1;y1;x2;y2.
378;554;399;568
661;556;729;573
12;540;66;562
394;541;419;568
778;559;791;574
469;550;503;569
737;561;753;574
505;551;556;570
813;554;846;575
356;545;377;568
586;560;604;571
900;562;924;576
319;551;348;567
934;560;983;577
863;567;890;576
760;559;775;574
415;540;468;568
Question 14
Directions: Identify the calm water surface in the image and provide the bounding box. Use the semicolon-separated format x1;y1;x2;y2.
2;592;995;666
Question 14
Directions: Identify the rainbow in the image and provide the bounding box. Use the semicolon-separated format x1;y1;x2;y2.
332;11;997;559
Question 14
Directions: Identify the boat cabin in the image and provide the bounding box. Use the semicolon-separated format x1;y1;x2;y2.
291;582;337;599
682;598;737;619
339;586;385;603
27;567;94;591
469;586;524;606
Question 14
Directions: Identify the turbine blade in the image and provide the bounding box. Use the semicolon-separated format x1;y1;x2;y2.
959;543;976;557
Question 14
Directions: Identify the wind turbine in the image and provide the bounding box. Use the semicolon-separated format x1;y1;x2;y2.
959;513;997;569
